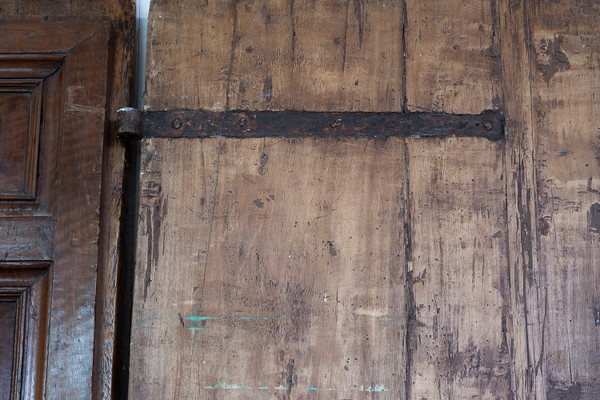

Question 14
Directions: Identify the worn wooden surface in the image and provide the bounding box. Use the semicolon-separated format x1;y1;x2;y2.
146;0;403;112
132;0;600;398
498;0;545;397
131;137;408;399
406;137;511;399
0;262;51;399
530;1;600;397
404;0;501;113
404;1;511;399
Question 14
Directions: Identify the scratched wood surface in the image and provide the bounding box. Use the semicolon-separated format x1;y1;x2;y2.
132;0;599;399
406;137;511;399
497;0;545;397
530;1;600;397
145;0;403;112
404;0;501;113
403;1;513;399
131;137;408;399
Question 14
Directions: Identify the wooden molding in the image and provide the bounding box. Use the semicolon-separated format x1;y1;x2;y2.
0;262;51;400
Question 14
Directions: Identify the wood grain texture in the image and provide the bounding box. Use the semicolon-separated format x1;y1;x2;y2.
0;91;33;196
1;18;119;399
130;137;408;399
498;0;545;397
403;1;511;397
0;262;52;399
2;4;135;397
0;220;54;261
136;1;521;399
530;1;600;397
0;301;17;399
0;0;16;14
92;3;135;399
135;0;600;398
405;0;501;113
406;137;511;399
145;0;403;111
43;21;111;400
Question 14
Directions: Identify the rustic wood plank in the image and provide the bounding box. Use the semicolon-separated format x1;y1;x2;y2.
275;0;404;111
18;0;73;14
498;0;545;397
139;3;410;398
145;0;403;111
530;1;600;397
404;1;512;397
130;137;408;399
406;137;512;399
405;0;501;113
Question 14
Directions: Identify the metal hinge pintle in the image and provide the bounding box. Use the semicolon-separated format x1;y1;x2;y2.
117;107;144;141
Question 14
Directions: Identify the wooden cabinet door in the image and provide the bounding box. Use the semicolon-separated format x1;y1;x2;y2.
0;18;111;399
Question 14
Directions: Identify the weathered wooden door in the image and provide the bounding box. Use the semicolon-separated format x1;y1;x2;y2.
128;1;599;399
0;18;124;399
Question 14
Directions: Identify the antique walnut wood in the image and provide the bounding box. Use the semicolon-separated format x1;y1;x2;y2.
0;17;126;400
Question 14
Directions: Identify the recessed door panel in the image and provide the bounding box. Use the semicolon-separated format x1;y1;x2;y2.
0;81;41;200
0;300;17;399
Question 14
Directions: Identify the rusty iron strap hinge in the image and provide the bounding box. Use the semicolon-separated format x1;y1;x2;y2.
117;108;504;141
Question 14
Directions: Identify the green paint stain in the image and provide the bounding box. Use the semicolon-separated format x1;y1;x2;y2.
364;384;388;392
308;386;335;391
186;316;216;322
204;383;275;390
204;382;244;390
184;315;287;322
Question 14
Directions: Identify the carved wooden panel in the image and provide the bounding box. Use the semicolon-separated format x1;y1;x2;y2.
0;18;114;399
0;81;41;200
0;300;17;399
0;263;50;399
0;55;63;217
